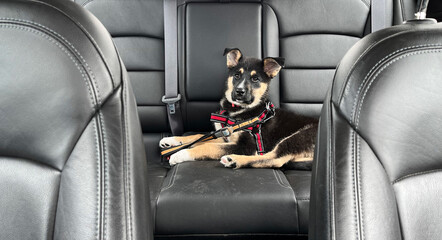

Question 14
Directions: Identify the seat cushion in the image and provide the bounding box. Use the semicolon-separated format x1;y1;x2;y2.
143;133;170;220
154;161;310;236
284;170;312;233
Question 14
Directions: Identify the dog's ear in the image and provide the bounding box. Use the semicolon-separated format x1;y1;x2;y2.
263;57;285;78
223;48;243;68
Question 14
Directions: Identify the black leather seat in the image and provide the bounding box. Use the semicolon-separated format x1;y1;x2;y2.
66;0;422;238
309;19;442;239
75;0;416;238
0;0;153;239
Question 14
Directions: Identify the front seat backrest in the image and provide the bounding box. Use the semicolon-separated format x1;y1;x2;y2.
0;0;153;239
309;19;442;240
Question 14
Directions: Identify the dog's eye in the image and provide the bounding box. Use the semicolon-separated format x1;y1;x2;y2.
234;74;240;79
251;76;259;82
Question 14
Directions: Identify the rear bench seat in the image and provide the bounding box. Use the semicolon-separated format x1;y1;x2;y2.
75;0;413;238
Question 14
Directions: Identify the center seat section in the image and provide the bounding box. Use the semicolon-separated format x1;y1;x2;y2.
75;0;413;238
156;0;378;238
154;2;308;238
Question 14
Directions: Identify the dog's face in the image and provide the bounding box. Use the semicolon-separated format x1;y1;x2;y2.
223;48;284;108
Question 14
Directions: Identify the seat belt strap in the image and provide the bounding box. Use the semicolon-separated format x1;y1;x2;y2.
371;0;388;32
163;0;184;135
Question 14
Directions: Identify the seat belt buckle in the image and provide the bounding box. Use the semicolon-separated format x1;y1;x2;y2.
162;94;181;114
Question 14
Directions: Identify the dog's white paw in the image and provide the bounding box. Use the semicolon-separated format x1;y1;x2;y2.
159;137;182;149
220;155;236;168
169;150;194;166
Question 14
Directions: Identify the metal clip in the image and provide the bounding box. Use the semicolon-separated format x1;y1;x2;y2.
162;94;181;114
214;127;232;138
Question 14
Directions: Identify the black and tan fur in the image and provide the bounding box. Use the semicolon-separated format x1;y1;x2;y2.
159;48;318;169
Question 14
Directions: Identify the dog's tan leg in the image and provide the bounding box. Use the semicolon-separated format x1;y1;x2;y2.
221;124;316;168
160;131;237;148
220;152;313;168
169;142;235;166
220;152;275;168
159;134;204;148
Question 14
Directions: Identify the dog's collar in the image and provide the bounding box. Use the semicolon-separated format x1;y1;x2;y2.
211;102;275;155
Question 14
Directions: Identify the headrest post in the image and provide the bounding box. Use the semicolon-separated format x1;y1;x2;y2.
415;0;430;19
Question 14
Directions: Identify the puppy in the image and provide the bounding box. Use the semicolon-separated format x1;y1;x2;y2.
160;48;318;169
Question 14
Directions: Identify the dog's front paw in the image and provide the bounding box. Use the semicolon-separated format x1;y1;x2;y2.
159;137;182;149
220;155;237;168
169;150;194;166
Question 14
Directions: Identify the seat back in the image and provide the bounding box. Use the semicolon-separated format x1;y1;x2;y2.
79;0;413;135
180;0;394;132
310;19;442;240
0;0;152;239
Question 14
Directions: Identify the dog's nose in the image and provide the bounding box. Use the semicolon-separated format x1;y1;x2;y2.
235;88;245;97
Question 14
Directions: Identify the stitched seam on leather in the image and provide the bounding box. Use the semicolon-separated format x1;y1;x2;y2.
356;136;365;240
0;20;105;240
273;170;292;189
82;0;95;7
328;101;336;239
92;118;101;240
97;110;109;240
0;18;103;105
161;164;180;191
393;169;442;184
0;27;100;236
123;72;134;240
2;2;118;88
351;132;360;239
0;23;96;107
351;44;442;126
355;48;442;127
339;30;415;107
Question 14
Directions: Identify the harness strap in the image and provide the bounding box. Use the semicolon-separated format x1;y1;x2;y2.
160;128;231;157
210;114;236;126
161;102;275;157
160;116;262;157
212;102;274;155
253;129;265;155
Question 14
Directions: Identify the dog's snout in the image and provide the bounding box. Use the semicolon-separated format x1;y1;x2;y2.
235;88;246;97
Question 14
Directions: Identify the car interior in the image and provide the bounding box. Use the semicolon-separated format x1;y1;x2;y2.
1;0;442;239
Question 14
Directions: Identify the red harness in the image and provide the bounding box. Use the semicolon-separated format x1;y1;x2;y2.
210;102;275;155
160;102;275;158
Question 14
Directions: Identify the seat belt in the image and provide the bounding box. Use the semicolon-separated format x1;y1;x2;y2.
163;0;184;135
371;0;388;32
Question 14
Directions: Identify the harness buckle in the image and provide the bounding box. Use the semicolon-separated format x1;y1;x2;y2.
162;94;181;114
214;127;232;138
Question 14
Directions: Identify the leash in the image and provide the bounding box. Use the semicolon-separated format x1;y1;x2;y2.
160;102;275;157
